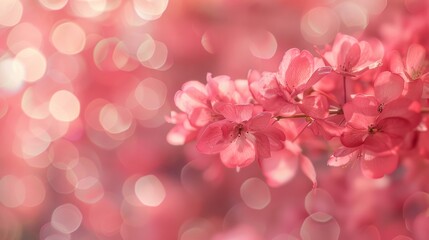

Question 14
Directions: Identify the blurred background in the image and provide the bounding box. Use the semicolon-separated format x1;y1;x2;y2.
1;0;429;239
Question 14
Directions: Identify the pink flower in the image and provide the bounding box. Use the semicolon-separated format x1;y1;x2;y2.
207;73;253;104
328;147;399;178
390;43;429;99
174;80;213;127
166;112;198;145
390;44;428;81
341;94;419;152
248;48;331;119
277;48;331;99
196;103;285;168
299;95;343;139
247;70;290;112
322;33;384;76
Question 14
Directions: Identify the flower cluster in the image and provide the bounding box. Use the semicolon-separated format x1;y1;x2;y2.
168;33;429;186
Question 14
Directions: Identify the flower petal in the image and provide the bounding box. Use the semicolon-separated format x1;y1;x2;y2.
285;51;313;90
328;147;360;167
300;155;317;188
248;112;272;131
220;135;256;168
174;81;208;113
277;48;301;87
343;95;379;128
406;44;426;74
360;150;399;178
196;120;235;154
390;51;405;74
213;102;254;123
341;128;368;148
300;95;329;119
374;71;404;104
261;149;299;187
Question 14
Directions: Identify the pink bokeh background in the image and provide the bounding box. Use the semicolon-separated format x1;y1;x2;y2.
1;0;429;239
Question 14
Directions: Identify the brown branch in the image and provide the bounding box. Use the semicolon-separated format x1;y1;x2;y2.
275;107;429;121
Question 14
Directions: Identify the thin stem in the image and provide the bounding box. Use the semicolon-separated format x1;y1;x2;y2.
275;108;343;121
292;121;312;142
343;75;347;104
275;107;429;121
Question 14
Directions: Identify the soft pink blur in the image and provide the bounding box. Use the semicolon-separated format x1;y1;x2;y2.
1;0;429;240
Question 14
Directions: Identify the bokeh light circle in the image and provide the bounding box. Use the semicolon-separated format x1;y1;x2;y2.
134;175;166;207
51;21;86;55
240;178;271;210
51;203;83;234
49;90;80;122
300;213;340;240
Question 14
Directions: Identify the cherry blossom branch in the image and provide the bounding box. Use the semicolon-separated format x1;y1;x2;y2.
275;108;343;120
275;107;429;121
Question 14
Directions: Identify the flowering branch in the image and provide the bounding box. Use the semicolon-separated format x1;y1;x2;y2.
168;32;429;186
275;107;429;121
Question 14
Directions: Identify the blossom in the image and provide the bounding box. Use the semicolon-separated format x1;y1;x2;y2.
390;43;429;98
322;33;384;76
206;73;253;104
196;103;285;168
174;80;213;127
328;147;400;178
340;94;419;152
276;48;331;99
165;112;198;145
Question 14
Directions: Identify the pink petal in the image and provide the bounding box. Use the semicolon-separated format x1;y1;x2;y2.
378;117;412;138
310;119;343;140
189;107;213;127
406;43;426;74
345;43;361;70
213;102;254;123
248;70;285;110
328;147;360;167
174;81;208;113
166;112;197;145
300;95;329;119
332;34;357;63
263;125;286;150
381;98;421;127
300;155;317;188
233;79;253;104
403;79;423;100
368;38;384;63
285;51;313;89
220;135;256;168
374;71;404;104
254;133;271;160
360;150;399;178
299;66;332;92
343;95;379;128
363;133;394;152
336;40;353;69
389;51;405;74
261;149;299;187
356;41;371;67
340;128;368;148
248;112;272;131
196;120;235;154
166;123;197;146
277;48;301;87
206;73;235;103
